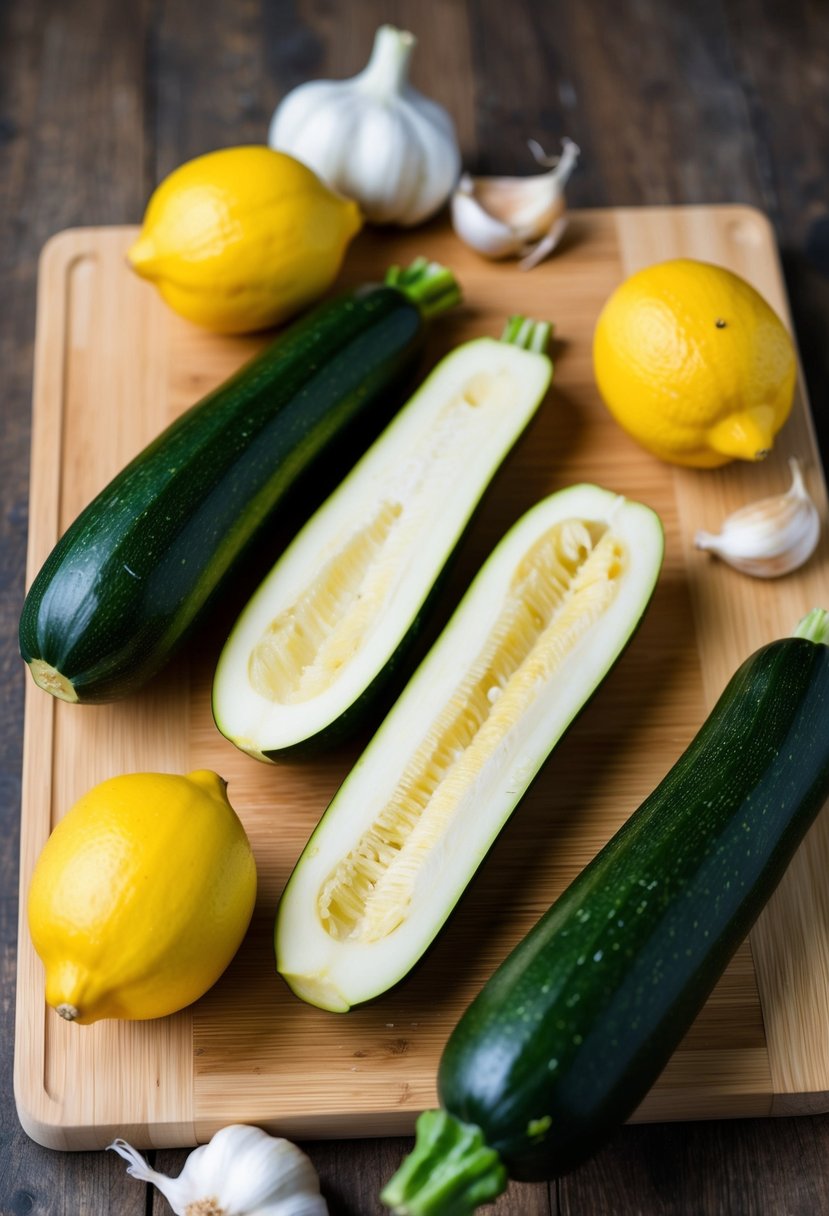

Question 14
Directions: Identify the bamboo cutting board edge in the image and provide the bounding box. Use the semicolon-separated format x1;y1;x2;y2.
15;230;197;1152
14;208;829;1150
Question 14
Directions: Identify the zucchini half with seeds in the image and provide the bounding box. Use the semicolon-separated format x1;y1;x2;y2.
276;484;663;1012
20;259;459;703
382;610;829;1214
213;315;553;759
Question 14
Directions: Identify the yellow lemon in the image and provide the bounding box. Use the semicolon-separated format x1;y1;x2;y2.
592;259;797;468
28;770;257;1023
128;146;362;333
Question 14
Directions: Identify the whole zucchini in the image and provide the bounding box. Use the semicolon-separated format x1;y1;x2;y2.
382;610;829;1213
213;316;553;760
20;259;459;703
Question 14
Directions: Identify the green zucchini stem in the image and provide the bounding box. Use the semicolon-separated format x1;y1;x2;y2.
500;314;553;354
381;1110;507;1216
793;608;829;644
385;258;462;318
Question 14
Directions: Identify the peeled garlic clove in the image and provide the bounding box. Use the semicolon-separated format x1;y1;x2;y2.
695;458;821;578
451;138;580;268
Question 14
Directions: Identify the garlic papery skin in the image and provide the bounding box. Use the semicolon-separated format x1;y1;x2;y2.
451;138;580;269
108;1125;329;1216
695;458;821;578
268;25;461;226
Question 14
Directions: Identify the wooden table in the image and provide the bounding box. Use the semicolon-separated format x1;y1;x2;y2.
3;1;829;1212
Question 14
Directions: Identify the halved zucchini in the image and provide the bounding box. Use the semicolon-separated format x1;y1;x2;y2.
275;484;664;1011
212;317;553;758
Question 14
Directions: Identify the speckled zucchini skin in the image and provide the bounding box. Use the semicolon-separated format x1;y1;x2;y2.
20;285;426;702
438;636;829;1181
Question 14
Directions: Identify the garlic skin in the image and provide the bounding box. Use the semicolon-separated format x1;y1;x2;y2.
268;25;460;226
109;1125;328;1216
695;458;821;578
451;138;580;269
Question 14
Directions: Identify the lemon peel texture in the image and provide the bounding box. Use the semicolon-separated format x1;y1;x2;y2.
27;770;257;1023
128;145;362;334
592;258;796;468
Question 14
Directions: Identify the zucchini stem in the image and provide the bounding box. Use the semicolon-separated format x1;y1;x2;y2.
381;1110;507;1216
793;608;829;644
385;258;461;318
500;314;553;354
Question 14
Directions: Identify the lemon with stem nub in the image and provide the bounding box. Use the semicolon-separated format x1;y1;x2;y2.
593;258;797;468
27;770;257;1023
128;145;362;334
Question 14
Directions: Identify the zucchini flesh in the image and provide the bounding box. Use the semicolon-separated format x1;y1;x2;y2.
212;318;553;759
382;611;829;1214
275;484;663;1012
19;261;459;703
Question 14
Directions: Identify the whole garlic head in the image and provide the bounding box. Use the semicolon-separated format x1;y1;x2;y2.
269;25;461;226
109;1125;328;1216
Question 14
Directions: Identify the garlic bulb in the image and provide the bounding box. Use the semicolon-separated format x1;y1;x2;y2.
109;1125;328;1216
695;458;821;578
451;138;580;269
268;25;461;226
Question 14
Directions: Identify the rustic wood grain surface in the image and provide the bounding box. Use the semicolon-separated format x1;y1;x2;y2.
2;1;829;1213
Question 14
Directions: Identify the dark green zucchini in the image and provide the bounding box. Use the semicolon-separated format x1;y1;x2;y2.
19;259;459;703
382;609;829;1213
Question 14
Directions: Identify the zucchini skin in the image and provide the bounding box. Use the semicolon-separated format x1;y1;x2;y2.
438;636;829;1181
20;286;427;702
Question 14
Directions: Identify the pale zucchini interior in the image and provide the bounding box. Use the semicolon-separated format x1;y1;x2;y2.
275;486;664;1011
247;370;517;706
248;500;404;702
316;518;626;944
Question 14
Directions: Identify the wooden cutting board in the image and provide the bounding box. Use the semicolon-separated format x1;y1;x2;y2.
15;207;829;1151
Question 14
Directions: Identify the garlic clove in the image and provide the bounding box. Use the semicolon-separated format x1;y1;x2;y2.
695;457;822;578
450;177;521;259
451;138;580;268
